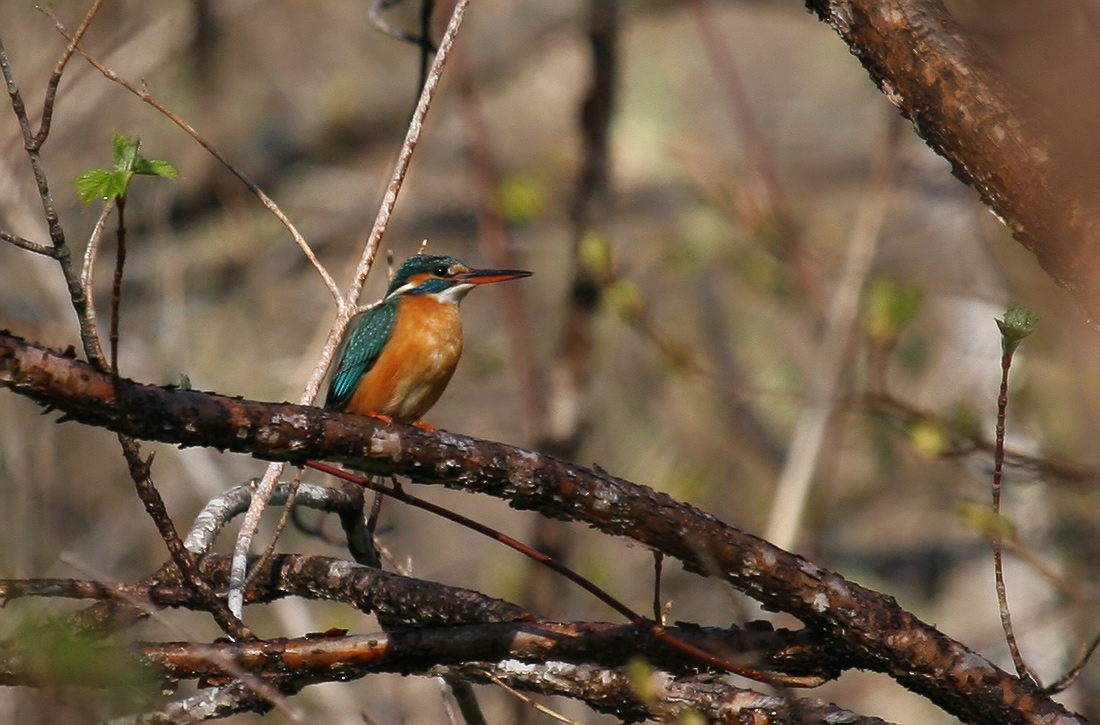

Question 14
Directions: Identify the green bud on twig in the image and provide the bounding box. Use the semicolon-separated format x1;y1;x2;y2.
995;305;1038;357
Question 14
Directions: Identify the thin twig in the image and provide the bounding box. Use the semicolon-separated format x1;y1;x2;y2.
42;8;342;306
227;0;473;619
480;669;585;725
306;460;822;688
0;31;99;362
31;0;106;149
764;112;901;550
1047;630;1100;694
243;466;304;591
369;0;436;50
992;345;1034;684
78;199;115;364
0;229;57;256
109;197;126;375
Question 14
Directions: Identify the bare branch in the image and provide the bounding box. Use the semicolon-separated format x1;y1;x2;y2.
0;332;1083;725
804;0;1100;317
229;0;472;620
0;229;56;257
104;681;284;724
0;33;101;362
43;8;342;306
31;0;106;149
444;661;891;725
76;199;114;365
764;113;901;549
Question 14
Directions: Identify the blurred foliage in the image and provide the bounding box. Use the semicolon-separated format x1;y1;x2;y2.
1;0;1100;722
862;276;923;348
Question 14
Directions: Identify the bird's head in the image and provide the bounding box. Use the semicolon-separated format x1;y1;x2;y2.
385;254;532;304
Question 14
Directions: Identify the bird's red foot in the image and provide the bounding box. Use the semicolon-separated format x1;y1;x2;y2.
367;412;394;425
413;418;438;433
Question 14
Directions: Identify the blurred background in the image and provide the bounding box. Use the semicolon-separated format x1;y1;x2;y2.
2;0;1100;722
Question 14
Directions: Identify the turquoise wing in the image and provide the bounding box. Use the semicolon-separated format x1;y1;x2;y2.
324;302;398;409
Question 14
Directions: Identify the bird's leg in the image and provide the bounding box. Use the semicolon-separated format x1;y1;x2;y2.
389;474;405;495
367;412;394;425
413;418;438;433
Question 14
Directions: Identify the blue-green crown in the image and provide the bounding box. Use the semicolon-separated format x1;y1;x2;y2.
388;254;466;297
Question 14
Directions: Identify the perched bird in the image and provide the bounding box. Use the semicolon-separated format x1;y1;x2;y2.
324;253;532;431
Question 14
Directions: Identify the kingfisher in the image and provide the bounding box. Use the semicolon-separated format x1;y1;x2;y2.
324;253;532;431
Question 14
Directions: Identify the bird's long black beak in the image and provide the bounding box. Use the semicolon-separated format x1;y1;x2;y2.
454;267;533;285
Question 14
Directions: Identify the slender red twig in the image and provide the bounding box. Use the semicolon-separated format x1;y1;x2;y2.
109;197;126;375
992;348;1033;685
226;0;474;620
304;460;822;687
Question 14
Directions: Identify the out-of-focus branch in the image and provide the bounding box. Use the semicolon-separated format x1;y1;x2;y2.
689;0;825;308
516;0;620;658
0;617;831;688
0;332;1083;725
0;626;867;722
445;662;894;725
2;554;529;628
764;113;901;550
454;46;548;437
46;9;340;305
804;0;1100;318
863;391;1099;488
551;0;618;449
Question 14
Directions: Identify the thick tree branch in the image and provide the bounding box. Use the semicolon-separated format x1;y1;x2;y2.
0;628;870;723
0;331;1083;724
803;0;1100;317
446;661;894;725
0;621;822;688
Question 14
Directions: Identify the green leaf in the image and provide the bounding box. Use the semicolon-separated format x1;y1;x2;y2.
907;418;949;459
863;277;924;347
112;132;141;173
495;174;545;223
604;277;645;322
74;133;180;206
956;500;1017;539
134;157;179;179
73;168;128;206
996;305;1039;357
578;229;614;279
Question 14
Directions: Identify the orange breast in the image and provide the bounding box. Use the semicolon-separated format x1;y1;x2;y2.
344;295;464;422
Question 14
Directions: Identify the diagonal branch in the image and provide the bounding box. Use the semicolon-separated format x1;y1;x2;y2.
0;331;1083;725
804;0;1100;317
227;0;472;620
0;625;878;723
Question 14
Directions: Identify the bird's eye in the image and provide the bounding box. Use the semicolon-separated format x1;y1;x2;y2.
432;264;451;277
